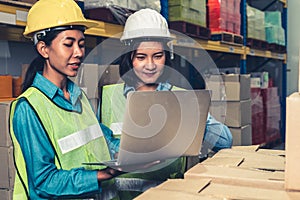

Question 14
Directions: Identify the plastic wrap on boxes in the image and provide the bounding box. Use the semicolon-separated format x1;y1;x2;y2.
247;4;265;40
265;26;285;46
84;0;161;25
251;88;265;144
84;0;161;12
207;0;241;34
265;11;282;27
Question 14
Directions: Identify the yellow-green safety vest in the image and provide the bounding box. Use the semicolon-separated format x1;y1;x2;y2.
9;87;115;199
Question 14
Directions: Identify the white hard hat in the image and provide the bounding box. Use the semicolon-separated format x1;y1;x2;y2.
120;8;173;42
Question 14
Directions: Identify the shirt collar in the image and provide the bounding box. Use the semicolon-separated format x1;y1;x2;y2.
32;72;82;102
123;82;172;97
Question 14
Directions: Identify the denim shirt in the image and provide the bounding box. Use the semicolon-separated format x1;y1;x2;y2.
12;72;118;199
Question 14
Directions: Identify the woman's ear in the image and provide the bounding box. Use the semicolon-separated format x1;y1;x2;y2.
36;41;49;59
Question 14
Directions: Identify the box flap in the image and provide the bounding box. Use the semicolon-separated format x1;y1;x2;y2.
231;145;260;152
184;164;284;190
157;178;211;193
134;187;220;200
202;156;244;167
213;148;285;171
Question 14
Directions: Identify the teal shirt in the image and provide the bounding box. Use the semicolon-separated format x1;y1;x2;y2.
12;72;119;199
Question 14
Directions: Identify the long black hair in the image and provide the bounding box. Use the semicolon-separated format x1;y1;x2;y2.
118;39;173;88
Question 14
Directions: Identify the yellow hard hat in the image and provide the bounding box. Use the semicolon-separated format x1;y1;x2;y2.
23;0;97;38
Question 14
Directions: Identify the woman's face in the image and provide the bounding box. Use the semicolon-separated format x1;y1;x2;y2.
132;41;166;85
44;29;85;78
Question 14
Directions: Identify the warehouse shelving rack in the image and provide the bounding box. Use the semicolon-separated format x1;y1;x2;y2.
240;0;287;142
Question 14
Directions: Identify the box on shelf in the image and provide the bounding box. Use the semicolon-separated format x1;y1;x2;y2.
205;75;226;101
0;146;15;189
210;100;251;128
223;74;250;101
230;124;252;146
0;75;13;98
209;100;226;123
0;101;13;147
227;99;251;127
206;74;251;101
251;77;261;88
12;76;22;97
0;189;13;200
251;72;269;89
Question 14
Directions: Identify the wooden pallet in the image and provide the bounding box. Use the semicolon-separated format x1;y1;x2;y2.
169;21;211;40
210;32;243;46
268;43;286;53
246;38;269;50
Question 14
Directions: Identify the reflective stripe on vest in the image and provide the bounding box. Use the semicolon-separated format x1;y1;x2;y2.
10;87;113;199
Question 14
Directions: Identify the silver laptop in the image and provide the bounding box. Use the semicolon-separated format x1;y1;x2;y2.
84;90;211;170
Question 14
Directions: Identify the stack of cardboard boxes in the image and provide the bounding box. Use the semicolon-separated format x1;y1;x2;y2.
207;73;252;146
0;101;15;200
135;145;300;200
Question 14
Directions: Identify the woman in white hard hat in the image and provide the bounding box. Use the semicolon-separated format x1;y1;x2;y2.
9;0;123;199
99;8;233;199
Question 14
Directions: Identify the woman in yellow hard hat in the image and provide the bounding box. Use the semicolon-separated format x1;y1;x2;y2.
9;0;123;199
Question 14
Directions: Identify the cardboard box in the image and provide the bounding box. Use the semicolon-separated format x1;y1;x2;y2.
184;163;284;190
144;178;300;200
285;92;300;191
0;189;13;200
206;74;251;101
12;76;22;97
0;101;13;147
0;146;15;189
208;148;285;172
135;181;220;200
226;99;251;127
72;64;121;99
230;124;252;146
223;74;250;101
211;99;251;128
205;75;226;101
209;101;226;123
0;75;13;98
